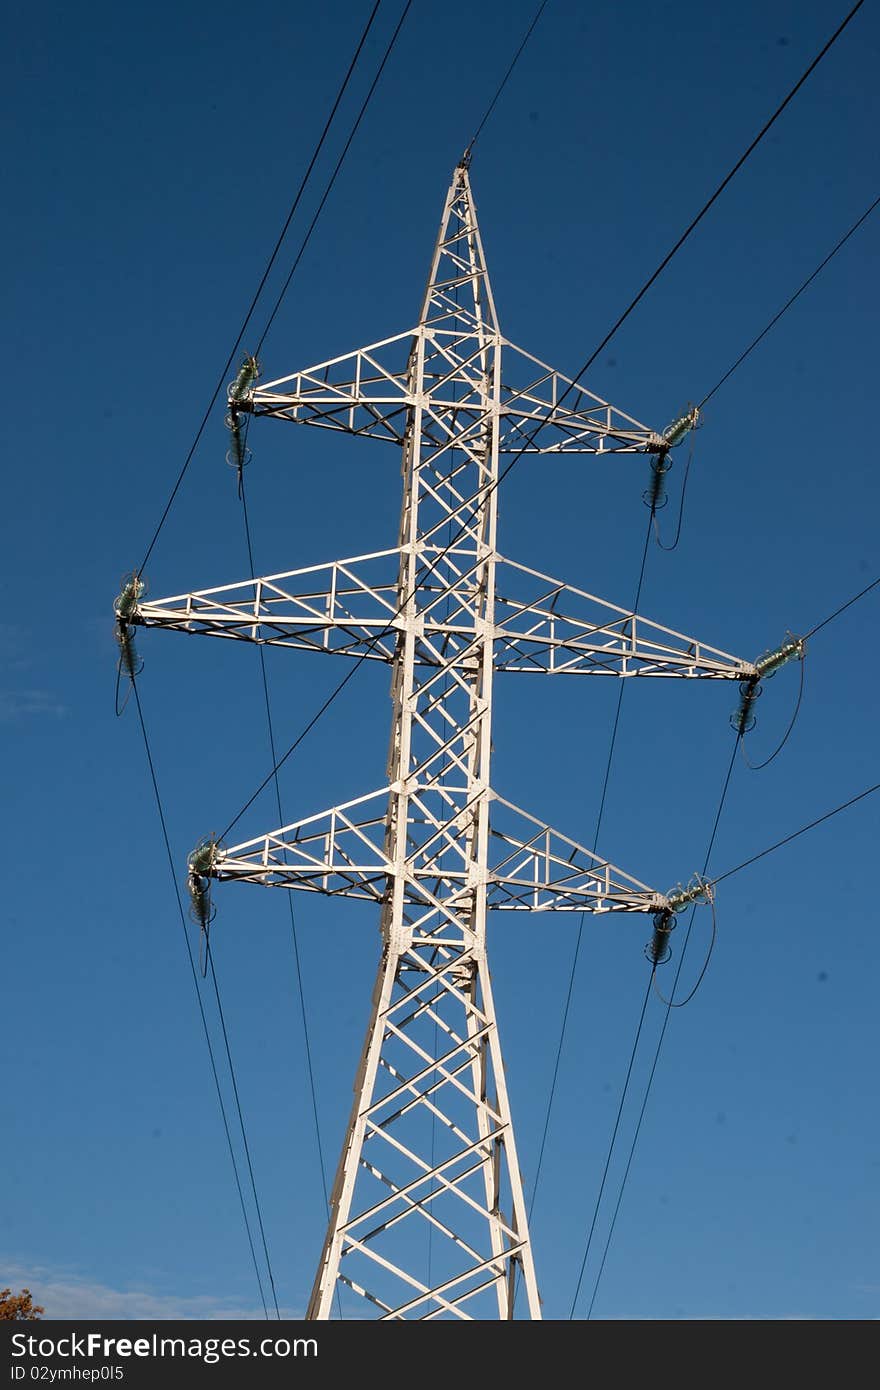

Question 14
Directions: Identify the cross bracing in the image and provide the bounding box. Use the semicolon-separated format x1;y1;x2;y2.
136;551;752;679
209;787;667;915
243;336;663;454
136;163;748;1318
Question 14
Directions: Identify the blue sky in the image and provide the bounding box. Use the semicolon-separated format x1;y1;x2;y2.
4;0;878;1321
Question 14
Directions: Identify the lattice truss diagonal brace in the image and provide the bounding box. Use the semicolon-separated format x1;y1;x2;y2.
240;330;664;458
210;787;669;914
135;550;753;680
137;164;747;1319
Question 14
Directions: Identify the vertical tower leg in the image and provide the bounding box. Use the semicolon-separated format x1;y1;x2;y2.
307;937;541;1319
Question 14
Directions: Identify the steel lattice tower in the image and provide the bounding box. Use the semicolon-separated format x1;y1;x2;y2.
133;164;755;1318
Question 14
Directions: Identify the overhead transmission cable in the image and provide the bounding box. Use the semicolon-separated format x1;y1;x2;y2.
217;1;863;839
710;779;880;889
575;564;880;1312
289;0;863;1313
440;77;877;1254
203;943;281;1317
698;190;880;409
135;0;383;577
237;474;343;1321
125;3;415;1316
130;681;276;1319
524;180;880;1231
574;732;742;1319
650;189;879;551
803;573;880;640
528;512;653;1224
574;564;880;1312
464;0;549;154
139;0;416;1248
408;0;867;598
581;765;880;1317
254;0;414;356
219;6;417;1316
567;967;656;1319
121;0;871;1320
528;133;878;1255
135;2;872;1316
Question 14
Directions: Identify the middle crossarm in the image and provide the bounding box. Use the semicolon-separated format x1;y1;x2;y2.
133;548;754;680
205;786;669;916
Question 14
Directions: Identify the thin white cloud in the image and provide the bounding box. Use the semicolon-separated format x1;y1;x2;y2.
0;624;30;672
1;1259;300;1321
0;690;68;721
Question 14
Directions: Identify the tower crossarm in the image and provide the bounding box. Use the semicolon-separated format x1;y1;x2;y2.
240;331;663;455
130;548;753;681
207;786;668;916
211;788;392;902
492;557;754;678
131;549;404;663
495;340;662;454
246;332;414;443
486;794;666;913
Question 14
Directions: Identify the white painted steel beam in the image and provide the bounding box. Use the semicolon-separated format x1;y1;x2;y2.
139;164;726;1318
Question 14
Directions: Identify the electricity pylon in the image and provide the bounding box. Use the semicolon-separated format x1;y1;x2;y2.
132;163;755;1319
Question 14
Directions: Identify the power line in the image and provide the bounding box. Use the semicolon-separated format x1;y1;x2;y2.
803;573;880;640
193;2;419;841
711;779;880;889
221;517;880;843
699;191;880;409
136;0;383;577
255;0;414;356
205;945;281;1318
528;510;653;1224
465;1;549;154
572;548;880;1313
219;657;367;841
652;190;879;560
567;523;718;1323
582;764;880;1318
404;0;868;624
130;680;272;1319
582;989;664;1320
132;0;418;1283
119;0;870;1324
238;473;342;1320
580;733;741;1318
568;969;656;1319
215;1;863;873
135;677;283;1316
567;0;866;398
651;191;878;555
